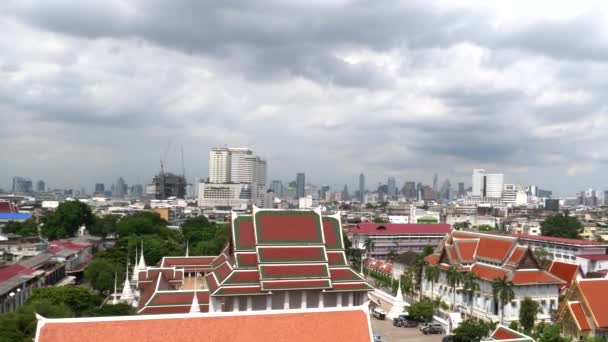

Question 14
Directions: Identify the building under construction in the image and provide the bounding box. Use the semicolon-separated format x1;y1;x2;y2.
146;172;187;199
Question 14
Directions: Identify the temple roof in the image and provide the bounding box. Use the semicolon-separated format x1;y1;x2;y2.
36;307;374;342
426;230;564;286
207;208;371;296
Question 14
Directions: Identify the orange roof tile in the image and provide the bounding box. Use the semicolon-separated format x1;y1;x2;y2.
511;270;565;285
425;254;439;265
578;279;608;328
475;236;516;262
453;239;478;262
470;264;507;281
548;261;579;289
505;247;526;265
568;302;591;331
37;308;373;342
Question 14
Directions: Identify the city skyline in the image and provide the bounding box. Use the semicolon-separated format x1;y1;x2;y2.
3;2;608;195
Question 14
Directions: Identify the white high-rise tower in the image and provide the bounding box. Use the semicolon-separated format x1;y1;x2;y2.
472;169;486;197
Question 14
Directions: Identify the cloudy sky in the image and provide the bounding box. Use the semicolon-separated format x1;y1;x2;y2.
2;0;608;195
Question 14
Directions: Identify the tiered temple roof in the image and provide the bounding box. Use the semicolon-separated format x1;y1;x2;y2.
425;231;565;286
206;208;371;296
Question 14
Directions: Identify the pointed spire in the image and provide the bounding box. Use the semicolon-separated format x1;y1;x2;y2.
121;258;133;302
395;276;404;302
138;240;147;270
186;240;189;257
190;272;200;313
132;245;139;282
112;272;118;305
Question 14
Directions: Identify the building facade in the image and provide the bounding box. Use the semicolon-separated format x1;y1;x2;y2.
515;234;608;264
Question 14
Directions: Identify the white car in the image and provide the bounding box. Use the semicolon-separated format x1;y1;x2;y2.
371;308;387;320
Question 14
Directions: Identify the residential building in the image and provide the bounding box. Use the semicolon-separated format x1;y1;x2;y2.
198;183;252;209
560;278;608;340
320;185;330;201
575;254;608;275
270;180;283;198
502;184;516;204
298;195;313;209
296;173;305;199
35;306;375;342
387;177;397;198
425;231;565;324
342;184;350;201
458;182;465;198
349;222;451;259
545;199;560;212
403;181;417;199
147;173;187;200
0;263;44;313
514;234;608;263
94;183;105;195
114;177;127;198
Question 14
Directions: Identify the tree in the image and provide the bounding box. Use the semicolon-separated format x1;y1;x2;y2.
519;297;540;334
462;272;480;317
453;319;495;342
408;299;434;321
2;219;39;237
41;201;94;239
89;215;119;237
85;259;122;293
534;248;552;270
540;213;582;239
424;265;440;301
190;225;229;256
535;323;569;342
492;276;515;323
116;211;168;237
84;303;135;317
363;238;375;255
477;224;495;232
446;266;463;311
373;217;388;223
387;250;398;262
453;221;471;230
416;246;435;299
28;286;101;316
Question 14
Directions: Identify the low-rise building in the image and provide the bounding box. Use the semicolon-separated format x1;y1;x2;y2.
576;254;608;275
514;234;608;263
425;231;565;324
349;223;451;259
560;278;608;340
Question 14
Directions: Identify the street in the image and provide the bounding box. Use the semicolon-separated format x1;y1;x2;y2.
371;316;444;342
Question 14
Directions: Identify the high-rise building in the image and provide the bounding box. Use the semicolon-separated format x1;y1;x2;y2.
36;180;46;192
342;184;349;201
94;183;105;194
320;185;330;201
472;169;485;196
387;177;396;197
147;173;187;199
403;181;416;199
270;180;283;198
439;179;451;201
502;184;517;204
432;173;438;193
458;182;465;198
12;177;33;194
296;173;306;199
358;173;365;203
485;173;504;198
130;184;144;198
203;147;267;207
604;191;608;206
114;177;128;198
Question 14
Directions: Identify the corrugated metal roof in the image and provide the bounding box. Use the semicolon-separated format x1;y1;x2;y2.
0;213;32;220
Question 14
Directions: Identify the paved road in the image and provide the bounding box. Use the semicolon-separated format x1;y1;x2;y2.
371;316;444;342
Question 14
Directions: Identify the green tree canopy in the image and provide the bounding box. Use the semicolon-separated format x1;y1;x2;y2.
534;323;569;342
2;219;38;237
519;297;540;333
191;225;229;256
453;319;496;342
89;215;119;237
408;299;434;321
116;211;169;237
41;201;94;239
540;213;582;239
28;286;101;316
85;258;123;293
83;303;136;317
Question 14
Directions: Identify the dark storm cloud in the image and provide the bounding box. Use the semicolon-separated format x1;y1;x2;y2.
2;1;608;193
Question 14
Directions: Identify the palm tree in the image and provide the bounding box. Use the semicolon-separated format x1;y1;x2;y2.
492;276;515;324
363;238;375;275
446;267;463;311
462;272;480;318
424;265;440;301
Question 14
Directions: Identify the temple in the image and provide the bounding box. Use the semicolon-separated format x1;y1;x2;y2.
118;208;372;314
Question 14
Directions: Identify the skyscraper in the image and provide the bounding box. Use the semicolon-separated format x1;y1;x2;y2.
296;173;305;198
458;182;465;198
358;173;365;203
342;184;349;201
472;169;486;196
114;177;128;198
320;185;330;201
12;177;32;194
95;183;105;194
36;180;46;192
387;177;396;197
432;173;438;193
270;180;283;197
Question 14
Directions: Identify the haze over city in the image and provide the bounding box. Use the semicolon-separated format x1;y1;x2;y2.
2;1;608;195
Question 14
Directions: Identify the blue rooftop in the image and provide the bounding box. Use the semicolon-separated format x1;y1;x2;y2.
0;213;32;221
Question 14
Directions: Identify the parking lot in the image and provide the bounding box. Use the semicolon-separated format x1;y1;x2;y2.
371;316;444;342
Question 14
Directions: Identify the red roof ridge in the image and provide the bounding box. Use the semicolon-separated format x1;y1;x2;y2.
567;301;591;331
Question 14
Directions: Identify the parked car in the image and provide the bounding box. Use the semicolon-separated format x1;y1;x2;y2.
371;308;387;320
442;335;454;342
392;314;410;326
402;320;419;328
373;335;383;342
422;324;445;335
420;323;444;332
